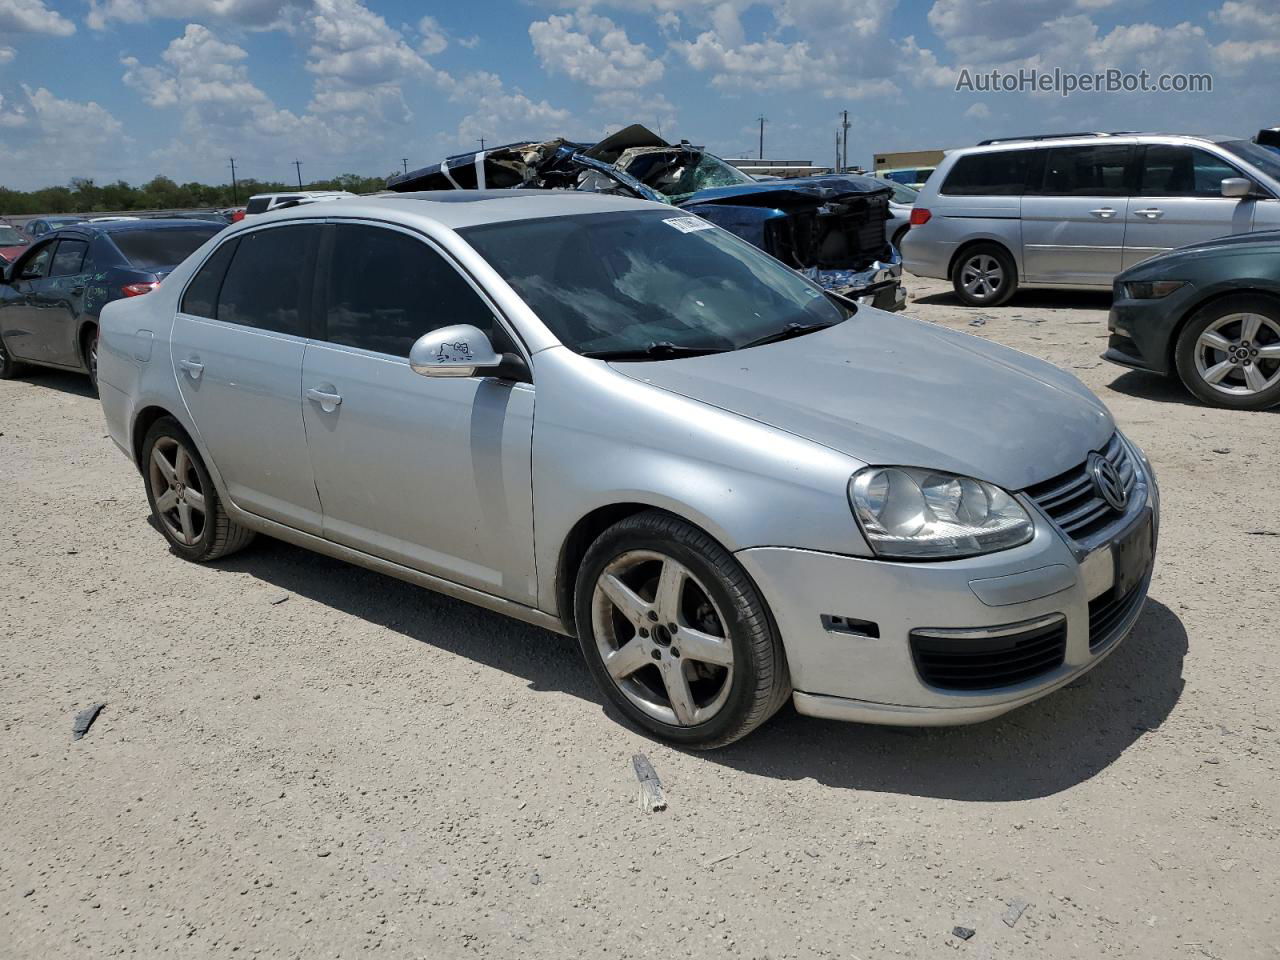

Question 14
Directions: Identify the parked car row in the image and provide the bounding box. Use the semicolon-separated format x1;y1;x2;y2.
77;191;1159;747
903;131;1280;409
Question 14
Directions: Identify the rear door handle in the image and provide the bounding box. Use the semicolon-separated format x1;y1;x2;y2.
178;358;204;380
306;387;343;410
70;285;85;296
1134;207;1164;219
1089;207;1117;219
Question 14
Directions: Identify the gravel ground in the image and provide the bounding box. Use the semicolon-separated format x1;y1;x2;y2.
2;275;1277;959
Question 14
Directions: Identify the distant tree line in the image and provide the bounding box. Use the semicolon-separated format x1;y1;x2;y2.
0;173;392;215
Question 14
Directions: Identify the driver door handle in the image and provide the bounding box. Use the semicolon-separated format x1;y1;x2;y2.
1133;207;1164;219
178;358;204;380
306;387;343;408
1089;207;1117;219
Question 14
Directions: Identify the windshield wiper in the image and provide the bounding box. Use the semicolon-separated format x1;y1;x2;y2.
580;341;727;361
738;321;838;350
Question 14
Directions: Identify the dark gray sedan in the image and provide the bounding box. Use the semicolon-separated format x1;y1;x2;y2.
1107;230;1280;409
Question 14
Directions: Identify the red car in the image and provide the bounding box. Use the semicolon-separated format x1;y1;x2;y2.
0;222;30;265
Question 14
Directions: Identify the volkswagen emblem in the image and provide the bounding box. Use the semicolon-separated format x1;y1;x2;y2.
1088;453;1127;511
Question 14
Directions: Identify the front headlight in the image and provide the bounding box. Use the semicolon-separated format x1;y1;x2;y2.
1120;280;1186;300
848;466;1034;559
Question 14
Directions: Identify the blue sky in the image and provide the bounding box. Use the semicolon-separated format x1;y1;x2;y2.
0;0;1276;191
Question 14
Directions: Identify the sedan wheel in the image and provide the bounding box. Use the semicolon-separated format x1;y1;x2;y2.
1175;295;1280;410
591;549;735;728
574;510;790;748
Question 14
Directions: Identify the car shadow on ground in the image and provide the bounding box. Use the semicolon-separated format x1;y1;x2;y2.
219;535;1186;802
911;289;1114;311
702;599;1187;801
1106;368;1280;413
12;367;96;399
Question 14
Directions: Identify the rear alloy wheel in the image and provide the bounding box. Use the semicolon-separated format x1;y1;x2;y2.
1175;296;1280;410
575;511;790;748
952;244;1017;307
142;418;255;562
0;335;25;380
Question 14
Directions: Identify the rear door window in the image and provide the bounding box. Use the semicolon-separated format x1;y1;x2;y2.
322;224;497;357
941;150;1040;196
217;225;320;336
1035;144;1132;196
113;227;220;271
179;239;239;319
49;239;89;277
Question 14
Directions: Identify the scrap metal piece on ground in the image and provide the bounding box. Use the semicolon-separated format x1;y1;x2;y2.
1002;898;1030;927
72;703;105;741
632;753;667;813
952;926;976;941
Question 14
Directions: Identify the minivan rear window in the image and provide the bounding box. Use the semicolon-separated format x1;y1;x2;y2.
113;226;220;271
941;151;1039;196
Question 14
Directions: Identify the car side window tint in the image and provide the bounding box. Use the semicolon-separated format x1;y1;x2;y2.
19;243;54;280
217;226;318;335
941;150;1037;196
324;224;498;358
1192;149;1242;196
1036;145;1131;197
49;239;89;277
1138;146;1245;197
180;238;239;319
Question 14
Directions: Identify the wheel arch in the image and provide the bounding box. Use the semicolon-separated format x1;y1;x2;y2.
946;236;1018;282
131;404;183;470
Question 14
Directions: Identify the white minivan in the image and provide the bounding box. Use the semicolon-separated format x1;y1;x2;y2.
901;133;1280;306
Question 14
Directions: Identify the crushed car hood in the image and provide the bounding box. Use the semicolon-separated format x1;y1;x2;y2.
613;309;1113;491
680;174;891;208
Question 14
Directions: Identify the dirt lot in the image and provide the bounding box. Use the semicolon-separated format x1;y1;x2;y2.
2;275;1277;959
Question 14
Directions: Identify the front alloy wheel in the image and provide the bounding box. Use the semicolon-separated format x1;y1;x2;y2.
1176;295;1280;410
574;510;790;748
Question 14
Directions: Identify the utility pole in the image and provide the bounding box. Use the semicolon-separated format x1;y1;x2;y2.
228;157;238;205
757;115;766;160
841;110;850;173
292;159;303;188
401;158;409;174
476;137;487;151
835;131;841;173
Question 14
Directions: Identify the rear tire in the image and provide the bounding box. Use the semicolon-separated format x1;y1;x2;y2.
951;243;1017;307
1174;294;1280;410
574;510;790;749
81;324;99;394
142;417;255;562
0;335;26;380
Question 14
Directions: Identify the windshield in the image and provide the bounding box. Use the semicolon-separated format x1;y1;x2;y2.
889;182;919;204
623;151;756;202
460;211;852;357
112;226;220;270
0;226;25;244
1220;139;1280;186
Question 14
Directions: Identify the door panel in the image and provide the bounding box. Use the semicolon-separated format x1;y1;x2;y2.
1123;145;1255;269
0;242;55;360
171;317;322;532
35;238;90;366
301;344;537;601
1021;144;1132;285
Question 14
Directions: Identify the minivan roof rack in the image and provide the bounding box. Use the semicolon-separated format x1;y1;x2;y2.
976;132;1116;146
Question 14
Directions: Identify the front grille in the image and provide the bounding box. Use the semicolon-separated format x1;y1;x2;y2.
1088;581;1147;650
910;617;1067;691
1024;432;1136;541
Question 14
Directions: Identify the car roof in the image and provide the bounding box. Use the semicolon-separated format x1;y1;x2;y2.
960;132;1241;155
235;190;663;231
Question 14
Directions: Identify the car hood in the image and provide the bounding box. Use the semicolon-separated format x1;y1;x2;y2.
680;174;892;209
612;309;1114;491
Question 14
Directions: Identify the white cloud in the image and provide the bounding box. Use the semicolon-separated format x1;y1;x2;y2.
964;101;990;118
0;0;76;35
447;71;572;149
0;45;15;64
86;0;303;31
529;12;664;89
592;88;677;134
1209;0;1280;70
418;14;448;55
0;86;126;183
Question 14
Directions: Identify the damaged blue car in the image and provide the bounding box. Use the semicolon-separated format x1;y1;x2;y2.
386;124;905;311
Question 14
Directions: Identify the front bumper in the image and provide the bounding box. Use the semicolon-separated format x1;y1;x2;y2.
1104;283;1198;376
736;452;1159;726
803;252;907;312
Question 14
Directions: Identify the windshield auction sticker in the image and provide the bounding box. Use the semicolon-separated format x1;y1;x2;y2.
663;216;715;233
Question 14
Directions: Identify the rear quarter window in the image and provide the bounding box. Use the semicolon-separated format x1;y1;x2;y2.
941;150;1041;196
245;197;271;214
112;227;220;271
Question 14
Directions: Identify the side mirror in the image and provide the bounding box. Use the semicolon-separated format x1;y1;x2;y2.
1221;177;1253;199
409;324;504;379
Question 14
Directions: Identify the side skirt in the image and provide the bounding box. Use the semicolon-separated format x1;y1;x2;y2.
224;502;571;637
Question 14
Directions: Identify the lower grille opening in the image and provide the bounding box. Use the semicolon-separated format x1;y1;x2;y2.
1088;581;1146;649
910;617;1067;691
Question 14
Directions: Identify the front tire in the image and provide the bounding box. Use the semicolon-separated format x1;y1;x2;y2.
1174;295;1280;410
0;335;25;380
574;510;790;748
142;418;255;562
952;243;1018;307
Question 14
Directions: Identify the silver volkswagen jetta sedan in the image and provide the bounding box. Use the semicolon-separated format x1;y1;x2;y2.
97;192;1158;747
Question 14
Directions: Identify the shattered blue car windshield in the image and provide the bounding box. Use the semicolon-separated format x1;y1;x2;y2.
628;153;756;203
460;211;850;357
